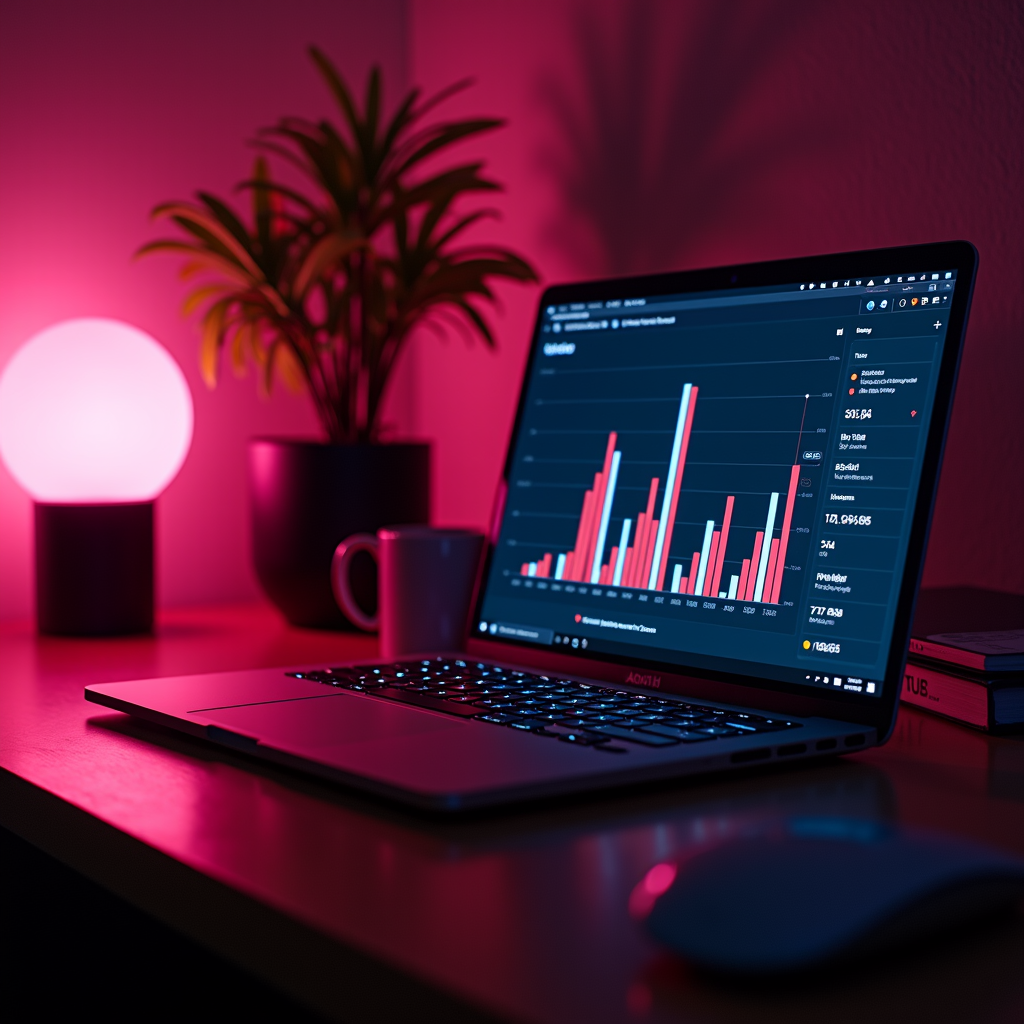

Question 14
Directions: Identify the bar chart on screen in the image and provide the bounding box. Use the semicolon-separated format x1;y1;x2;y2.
515;379;816;614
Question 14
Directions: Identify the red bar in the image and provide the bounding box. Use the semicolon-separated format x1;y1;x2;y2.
744;532;764;601
563;551;575;580
763;538;781;602
633;478;660;589
677;576;688;594
571;491;594;566
579;473;606;580
640;520;660;588
628;515;649;588
737;558;751;600
537;552;552;578
687;552;701;594
628;508;651;588
570;486;597;581
605;547;618;585
620;546;636;588
769;465;801;604
655;386;699;590
624;515;645;587
521;562;530;576
581;434;618;581
709;495;735;598
702;531;721;596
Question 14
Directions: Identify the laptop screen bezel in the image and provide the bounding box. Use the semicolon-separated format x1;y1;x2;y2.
468;240;978;737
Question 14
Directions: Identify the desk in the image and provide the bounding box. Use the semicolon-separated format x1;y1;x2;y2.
1;603;1022;1022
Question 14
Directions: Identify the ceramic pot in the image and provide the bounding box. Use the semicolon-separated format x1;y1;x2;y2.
248;439;430;629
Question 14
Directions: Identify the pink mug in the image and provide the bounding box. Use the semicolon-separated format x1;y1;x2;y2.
331;526;484;659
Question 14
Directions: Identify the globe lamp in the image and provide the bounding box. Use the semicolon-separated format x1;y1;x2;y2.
0;318;193;635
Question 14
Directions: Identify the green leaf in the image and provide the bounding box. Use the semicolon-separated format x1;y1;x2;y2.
182;283;232;316
292;233;366;299
309;47;360;139
199;300;230;386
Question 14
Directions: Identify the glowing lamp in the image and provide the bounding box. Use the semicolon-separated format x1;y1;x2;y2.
0;319;193;635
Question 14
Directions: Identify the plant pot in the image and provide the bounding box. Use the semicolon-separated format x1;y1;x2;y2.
249;440;430;629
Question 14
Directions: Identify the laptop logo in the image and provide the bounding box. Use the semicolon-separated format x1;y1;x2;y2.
626;670;661;689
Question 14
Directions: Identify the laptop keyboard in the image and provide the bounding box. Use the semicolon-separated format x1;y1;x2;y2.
287;658;799;753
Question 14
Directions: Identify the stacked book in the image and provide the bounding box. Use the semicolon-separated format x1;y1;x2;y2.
902;587;1024;732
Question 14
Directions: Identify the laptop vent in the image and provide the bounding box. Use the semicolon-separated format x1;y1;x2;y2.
730;748;771;764
776;743;807;757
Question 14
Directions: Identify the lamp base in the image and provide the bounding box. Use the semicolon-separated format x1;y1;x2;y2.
35;502;154;636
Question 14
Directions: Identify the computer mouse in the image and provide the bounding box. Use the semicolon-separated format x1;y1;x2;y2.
630;818;1024;976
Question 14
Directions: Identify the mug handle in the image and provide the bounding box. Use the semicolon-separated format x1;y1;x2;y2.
330;533;379;631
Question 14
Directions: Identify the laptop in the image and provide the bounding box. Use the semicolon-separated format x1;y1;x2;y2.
86;241;978;811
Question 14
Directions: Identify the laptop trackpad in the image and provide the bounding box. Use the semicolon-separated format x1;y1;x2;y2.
197;693;462;749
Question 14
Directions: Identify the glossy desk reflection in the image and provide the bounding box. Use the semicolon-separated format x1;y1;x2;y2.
0;604;1021;1023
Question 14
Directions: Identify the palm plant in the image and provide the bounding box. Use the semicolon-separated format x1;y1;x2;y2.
139;48;537;443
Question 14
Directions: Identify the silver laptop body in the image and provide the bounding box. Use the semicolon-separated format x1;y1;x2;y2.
86;242;977;811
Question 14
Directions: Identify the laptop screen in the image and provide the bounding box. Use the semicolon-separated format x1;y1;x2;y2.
474;258;968;700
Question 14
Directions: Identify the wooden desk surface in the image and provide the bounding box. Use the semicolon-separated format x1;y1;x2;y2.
1;603;1022;1023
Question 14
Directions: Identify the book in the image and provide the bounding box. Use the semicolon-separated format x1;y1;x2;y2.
900;587;1024;731
909;630;1024;672
901;661;1024;732
909;587;1024;671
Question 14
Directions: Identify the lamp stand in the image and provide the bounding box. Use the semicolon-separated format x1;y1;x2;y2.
34;502;154;636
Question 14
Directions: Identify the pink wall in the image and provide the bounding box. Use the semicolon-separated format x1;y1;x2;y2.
0;0;411;618
1;0;1021;622
407;0;1024;594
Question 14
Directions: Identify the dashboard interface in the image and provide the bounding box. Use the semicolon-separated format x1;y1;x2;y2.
476;267;964;698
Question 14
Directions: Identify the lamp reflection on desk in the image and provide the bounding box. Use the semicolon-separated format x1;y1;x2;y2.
0;318;193;635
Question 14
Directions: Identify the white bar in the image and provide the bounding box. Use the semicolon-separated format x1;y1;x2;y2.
554;553;566;581
612;518;631;586
671;564;683;593
753;492;780;602
693;520;715;596
717;591;726;598
590;450;621;583
527;562;537;577
727;574;739;599
647;384;693;589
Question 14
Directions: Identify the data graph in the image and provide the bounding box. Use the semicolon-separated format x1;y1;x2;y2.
481;264;954;686
519;383;804;606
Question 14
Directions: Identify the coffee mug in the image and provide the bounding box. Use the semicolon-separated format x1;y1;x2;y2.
331;526;485;658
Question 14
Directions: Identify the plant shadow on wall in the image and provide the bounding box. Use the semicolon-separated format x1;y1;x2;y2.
538;0;830;277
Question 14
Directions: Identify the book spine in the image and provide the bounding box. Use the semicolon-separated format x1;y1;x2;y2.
908;638;987;671
901;663;991;729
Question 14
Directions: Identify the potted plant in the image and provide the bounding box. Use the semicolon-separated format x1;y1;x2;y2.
140;49;537;627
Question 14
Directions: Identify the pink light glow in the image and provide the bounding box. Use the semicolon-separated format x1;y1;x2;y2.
0;318;193;503
628;861;678;920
